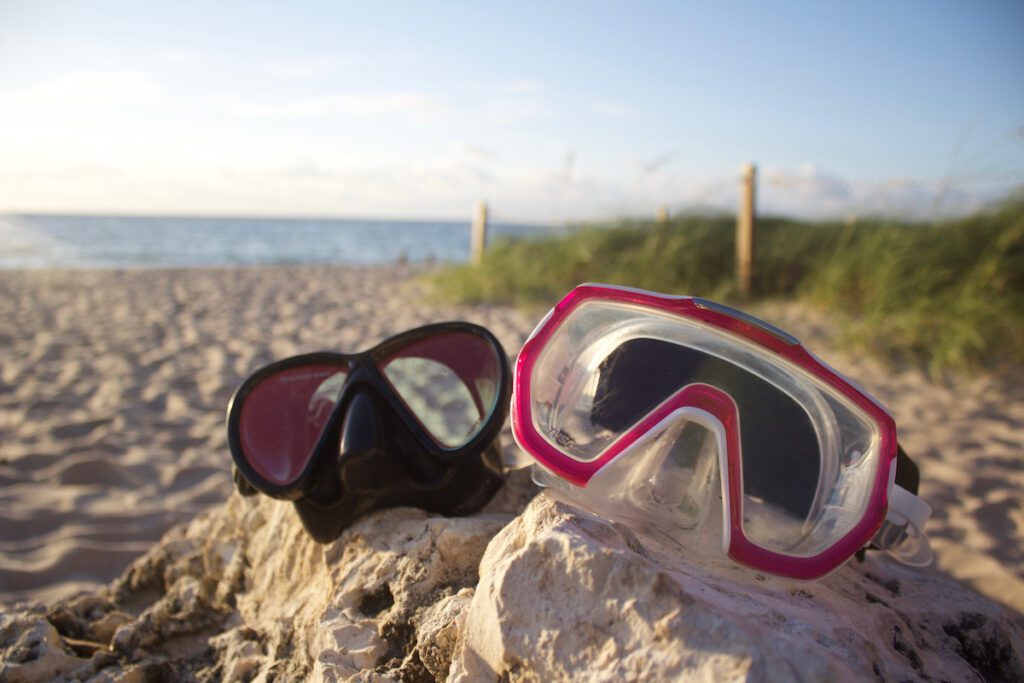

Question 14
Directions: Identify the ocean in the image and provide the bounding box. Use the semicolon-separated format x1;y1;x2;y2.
0;214;555;270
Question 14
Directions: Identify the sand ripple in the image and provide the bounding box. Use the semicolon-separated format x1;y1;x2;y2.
0;265;535;605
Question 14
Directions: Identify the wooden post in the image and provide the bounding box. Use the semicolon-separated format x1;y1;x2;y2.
470;201;489;264
656;206;669;225
736;163;757;297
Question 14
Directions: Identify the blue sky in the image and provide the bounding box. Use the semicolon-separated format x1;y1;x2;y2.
1;1;1021;221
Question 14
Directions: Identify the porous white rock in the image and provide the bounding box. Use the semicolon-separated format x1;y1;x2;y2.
0;468;536;682
0;611;91;682
1;472;1021;682
451;494;1024;682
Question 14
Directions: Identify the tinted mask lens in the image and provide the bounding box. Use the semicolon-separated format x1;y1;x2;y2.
237;364;347;487
379;331;502;449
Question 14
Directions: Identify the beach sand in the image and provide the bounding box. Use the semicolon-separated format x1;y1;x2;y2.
0;266;1020;619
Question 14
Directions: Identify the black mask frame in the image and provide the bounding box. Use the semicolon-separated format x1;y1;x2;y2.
226;322;510;542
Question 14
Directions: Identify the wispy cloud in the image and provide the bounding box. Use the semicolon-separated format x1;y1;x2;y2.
0;152;1006;221
277;161;336;181
213;92;446;120
0;71;164;111
502;79;545;94
262;56;351;80
592;99;635;118
162;48;201;65
452;142;499;163
480;97;549;124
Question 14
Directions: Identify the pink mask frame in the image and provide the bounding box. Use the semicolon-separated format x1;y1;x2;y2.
512;284;899;580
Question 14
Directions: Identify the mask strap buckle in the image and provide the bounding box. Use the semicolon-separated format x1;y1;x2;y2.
873;484;933;566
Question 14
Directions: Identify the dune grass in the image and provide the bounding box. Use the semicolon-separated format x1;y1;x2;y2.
431;197;1024;377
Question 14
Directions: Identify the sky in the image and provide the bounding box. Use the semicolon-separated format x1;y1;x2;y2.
0;1;1022;223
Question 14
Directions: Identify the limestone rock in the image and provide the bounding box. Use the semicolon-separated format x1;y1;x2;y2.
0;468;536;683
451;495;1024;682
1;469;1022;682
0;611;91;682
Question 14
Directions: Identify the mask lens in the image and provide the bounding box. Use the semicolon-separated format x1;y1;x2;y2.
238;364;347;486
591;337;820;533
379;332;500;448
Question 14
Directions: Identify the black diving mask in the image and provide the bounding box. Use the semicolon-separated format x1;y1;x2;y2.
227;322;509;542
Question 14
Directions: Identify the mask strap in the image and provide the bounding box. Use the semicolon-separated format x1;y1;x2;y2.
894;444;920;494
233;466;258;497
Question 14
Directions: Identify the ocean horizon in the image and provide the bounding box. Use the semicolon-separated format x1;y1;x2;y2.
0;214;556;270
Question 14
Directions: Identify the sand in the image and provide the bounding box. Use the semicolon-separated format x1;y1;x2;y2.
0;265;1020;619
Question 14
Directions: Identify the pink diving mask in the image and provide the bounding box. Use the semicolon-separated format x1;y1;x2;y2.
512;284;932;580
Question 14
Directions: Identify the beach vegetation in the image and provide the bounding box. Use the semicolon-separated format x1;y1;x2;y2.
431;195;1024;377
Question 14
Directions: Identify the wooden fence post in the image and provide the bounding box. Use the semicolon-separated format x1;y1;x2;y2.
471;201;489;264
736;163;757;297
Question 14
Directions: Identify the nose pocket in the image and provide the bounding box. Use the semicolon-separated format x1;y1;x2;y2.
627;420;720;531
337;391;405;494
562;408;728;549
340;392;383;458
